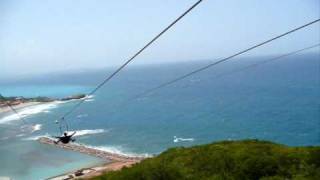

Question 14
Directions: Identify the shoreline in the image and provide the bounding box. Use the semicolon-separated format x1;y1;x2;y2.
48;161;139;180
0;101;43;115
39;137;147;179
0;94;87;115
0;97;145;179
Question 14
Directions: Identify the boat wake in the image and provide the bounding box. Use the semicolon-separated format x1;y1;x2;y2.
173;136;195;143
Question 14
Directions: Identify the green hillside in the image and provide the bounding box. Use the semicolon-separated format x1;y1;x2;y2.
92;140;320;180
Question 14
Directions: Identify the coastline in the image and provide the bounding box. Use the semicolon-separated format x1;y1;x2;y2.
0;94;145;179
48;161;139;180
0;94;87;115
0;94;88;118
0;101;43;115
0;101;144;179
38;137;145;179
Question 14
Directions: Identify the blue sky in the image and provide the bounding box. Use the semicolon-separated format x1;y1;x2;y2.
1;0;319;78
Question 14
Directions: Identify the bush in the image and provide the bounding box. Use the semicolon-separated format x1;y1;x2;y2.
92;140;320;180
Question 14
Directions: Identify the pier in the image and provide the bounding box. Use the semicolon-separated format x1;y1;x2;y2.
38;137;146;179
38;137;145;162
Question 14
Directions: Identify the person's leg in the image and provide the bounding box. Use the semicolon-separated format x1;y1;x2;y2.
54;139;61;144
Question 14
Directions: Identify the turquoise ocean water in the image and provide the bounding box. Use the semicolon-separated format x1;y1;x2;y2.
0;54;319;179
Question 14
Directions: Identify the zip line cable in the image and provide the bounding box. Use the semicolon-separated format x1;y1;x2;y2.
212;43;320;78
105;43;320;116
123;19;320;103
57;0;204;131
159;44;320;120
1;43;317;131
1;1;317;137
57;2;319;132
192;43;320;86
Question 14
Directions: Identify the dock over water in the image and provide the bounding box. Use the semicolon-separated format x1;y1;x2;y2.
38;137;145;162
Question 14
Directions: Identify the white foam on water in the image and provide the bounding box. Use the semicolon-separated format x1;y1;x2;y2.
173;136;195;143
85;95;94;99
23;129;107;141
23;136;42;141
0;176;11;180
86;144;152;158
55;100;69;104
84;95;95;102
16;134;26;137
0;102;60;124
22;133;50;141
84;99;95;102
31;124;42;133
66;129;106;137
77;114;88;118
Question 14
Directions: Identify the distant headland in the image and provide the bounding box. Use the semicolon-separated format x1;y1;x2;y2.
0;94;86;110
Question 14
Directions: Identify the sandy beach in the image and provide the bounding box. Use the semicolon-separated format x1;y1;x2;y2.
0;94;87;115
0;102;43;114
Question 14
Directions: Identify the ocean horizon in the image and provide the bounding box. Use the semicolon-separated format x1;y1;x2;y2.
0;54;319;179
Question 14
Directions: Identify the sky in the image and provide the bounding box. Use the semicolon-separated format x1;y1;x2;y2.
0;0;319;78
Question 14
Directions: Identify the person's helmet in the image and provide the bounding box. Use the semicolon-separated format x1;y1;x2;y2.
64;132;67;136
